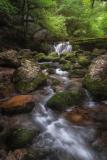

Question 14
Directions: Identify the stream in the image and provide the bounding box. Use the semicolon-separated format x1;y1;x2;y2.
32;68;106;160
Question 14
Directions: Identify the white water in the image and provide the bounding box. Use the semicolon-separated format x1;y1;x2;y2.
31;69;106;160
85;89;96;108
55;68;68;77
32;86;101;160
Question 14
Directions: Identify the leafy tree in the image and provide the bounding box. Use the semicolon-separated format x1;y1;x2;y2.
0;0;15;14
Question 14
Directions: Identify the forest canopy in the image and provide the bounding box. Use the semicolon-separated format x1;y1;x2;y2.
0;0;107;41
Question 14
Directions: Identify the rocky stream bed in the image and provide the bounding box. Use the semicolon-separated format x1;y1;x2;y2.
0;48;107;160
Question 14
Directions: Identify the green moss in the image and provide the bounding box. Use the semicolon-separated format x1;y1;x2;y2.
78;55;90;67
61;61;72;71
60;57;67;64
35;53;47;62
61;52;77;62
47;89;84;111
83;74;107;100
6;128;36;149
47;55;59;62
15;73;47;93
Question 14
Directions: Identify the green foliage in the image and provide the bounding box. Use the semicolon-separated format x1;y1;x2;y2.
1;0;107;41
57;0;107;38
0;0;16;14
43;12;67;38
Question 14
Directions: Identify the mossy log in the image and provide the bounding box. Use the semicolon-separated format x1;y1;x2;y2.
71;37;107;50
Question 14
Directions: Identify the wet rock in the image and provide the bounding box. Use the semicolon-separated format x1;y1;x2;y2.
64;104;107;126
0;50;20;68
13;59;47;93
0;95;35;114
64;108;93;126
83;54;107;100
47;87;85;112
6;127;38;149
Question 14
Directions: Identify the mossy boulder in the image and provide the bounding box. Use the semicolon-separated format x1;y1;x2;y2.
35;53;47;62
61;61;72;71
47;52;59;62
47;88;85;112
13;59;47;93
61;52;77;62
6;128;38;149
78;55;90;67
83;55;107;100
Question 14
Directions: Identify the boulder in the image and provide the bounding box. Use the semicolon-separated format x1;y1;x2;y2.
47;87;85;112
64;104;107;126
13;59;47;93
6;127;37;149
0;50;20;68
83;55;107;100
0;95;35;114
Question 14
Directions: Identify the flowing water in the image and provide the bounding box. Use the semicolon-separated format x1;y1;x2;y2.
32;69;106;160
84;89;96;108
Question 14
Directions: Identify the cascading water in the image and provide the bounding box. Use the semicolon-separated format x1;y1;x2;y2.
32;69;105;160
84;89;96;108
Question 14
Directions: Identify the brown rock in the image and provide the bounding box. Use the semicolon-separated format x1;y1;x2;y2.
0;95;35;114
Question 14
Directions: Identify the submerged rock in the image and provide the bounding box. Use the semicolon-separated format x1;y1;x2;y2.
0;95;35;114
83;54;107;100
13;59;47;93
0;50;20;68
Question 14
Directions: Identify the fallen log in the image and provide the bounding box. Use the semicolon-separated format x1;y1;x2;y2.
71;37;107;50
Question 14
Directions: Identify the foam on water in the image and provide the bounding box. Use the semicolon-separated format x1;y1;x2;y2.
32;86;101;160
